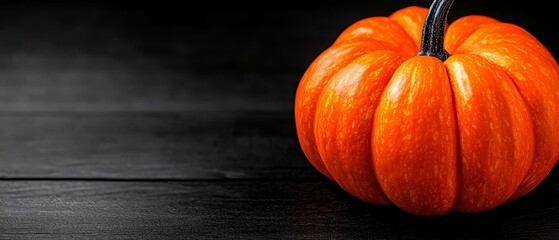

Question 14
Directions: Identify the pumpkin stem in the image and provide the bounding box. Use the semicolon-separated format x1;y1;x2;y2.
417;0;455;61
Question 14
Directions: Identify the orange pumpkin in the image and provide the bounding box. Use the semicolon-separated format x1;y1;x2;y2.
294;0;559;216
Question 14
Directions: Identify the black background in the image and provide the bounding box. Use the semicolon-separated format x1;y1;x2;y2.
0;0;558;239
0;0;554;112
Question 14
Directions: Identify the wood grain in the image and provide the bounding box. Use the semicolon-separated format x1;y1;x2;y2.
0;111;315;180
0;176;557;239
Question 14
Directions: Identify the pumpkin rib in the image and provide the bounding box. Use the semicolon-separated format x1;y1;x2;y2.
499;63;538;204
443;15;500;54
499;68;539;202
314;50;405;205
333;16;418;58
445;54;535;212
372;56;459;216
295;38;394;181
455;22;558;68
388;6;429;51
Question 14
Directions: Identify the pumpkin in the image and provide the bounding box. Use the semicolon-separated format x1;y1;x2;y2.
294;0;559;216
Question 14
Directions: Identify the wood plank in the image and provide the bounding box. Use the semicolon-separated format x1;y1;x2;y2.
0;175;557;239
0;54;301;112
0;111;316;179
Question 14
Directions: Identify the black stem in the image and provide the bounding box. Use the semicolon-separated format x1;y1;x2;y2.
417;0;455;61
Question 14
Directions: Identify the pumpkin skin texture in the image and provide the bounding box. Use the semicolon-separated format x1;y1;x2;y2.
294;1;559;216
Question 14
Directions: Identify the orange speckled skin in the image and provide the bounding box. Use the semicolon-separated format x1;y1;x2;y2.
294;6;559;216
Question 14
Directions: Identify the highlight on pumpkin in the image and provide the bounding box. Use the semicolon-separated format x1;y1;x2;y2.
294;0;559;216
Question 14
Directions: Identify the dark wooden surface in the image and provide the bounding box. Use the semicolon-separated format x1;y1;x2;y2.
0;1;558;239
